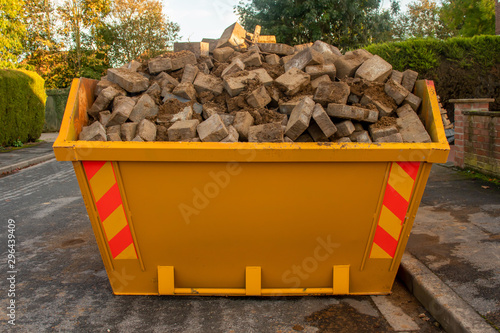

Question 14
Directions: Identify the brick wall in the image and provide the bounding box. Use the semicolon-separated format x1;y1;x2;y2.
453;99;500;177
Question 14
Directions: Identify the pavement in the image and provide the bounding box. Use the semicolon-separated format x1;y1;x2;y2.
0;135;498;332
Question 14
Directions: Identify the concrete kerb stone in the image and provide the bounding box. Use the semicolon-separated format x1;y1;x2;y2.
0;153;55;176
398;252;497;333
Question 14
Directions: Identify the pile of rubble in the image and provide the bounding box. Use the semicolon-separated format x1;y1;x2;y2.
79;23;432;144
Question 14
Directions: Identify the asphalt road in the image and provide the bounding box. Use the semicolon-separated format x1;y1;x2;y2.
0;159;442;332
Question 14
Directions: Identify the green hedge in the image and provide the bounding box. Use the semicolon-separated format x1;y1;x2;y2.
365;35;500;73
0;70;47;146
364;36;500;115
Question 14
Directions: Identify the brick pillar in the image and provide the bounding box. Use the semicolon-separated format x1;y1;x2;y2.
449;98;495;169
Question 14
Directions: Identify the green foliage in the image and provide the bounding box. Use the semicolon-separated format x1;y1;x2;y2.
0;70;47;146
0;0;26;68
235;0;399;51
393;0;452;39
365;35;500;72
440;0;495;37
100;0;180;66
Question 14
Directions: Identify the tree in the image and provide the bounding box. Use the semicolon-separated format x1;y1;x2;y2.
101;0;180;66
0;0;26;68
440;0;496;36
393;0;452;39
57;0;111;70
235;0;400;50
23;0;58;53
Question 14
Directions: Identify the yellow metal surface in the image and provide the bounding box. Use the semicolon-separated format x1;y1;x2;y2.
245;267;262;296
333;265;350;295
55;78;449;296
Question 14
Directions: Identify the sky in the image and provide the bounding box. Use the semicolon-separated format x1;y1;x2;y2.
165;0;416;43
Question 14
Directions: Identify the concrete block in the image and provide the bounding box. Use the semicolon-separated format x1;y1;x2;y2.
353;123;364;132
216;22;247;50
311;40;342;63
201;105;222;120
94;79;126;97
197;114;229;142
403;92;422;111
374;132;403;143
171;51;197;71
132;135;144;142
181;64;199;84
294;43;313;53
311;74;332;90
335;120;355;137
402;69;418;92
256;43;294;55
223;69;272;97
248;123;284;142
333;137;352;143
249;68;273;86
284;136;293;143
193;72;224;96
355;55;392;82
314;81;350;105
334;49;373;79
162;93;189;104
280;55;294;66
233;111;254;140
305;64;336;80
167;119;199;141
350;130;372;143
385;79;410;105
295;133;314;142
107;125;121;136
348;93;360;104
213;47;235;63
266;54;280;65
172;82;197;101
221;58;245;78
79;121;106;141
174;42;209;58
246;86;271;108
285;96;315;140
129;94;158;123
279;100;300;115
106;132;121;141
107;68;149;93
99;111;112;127
284;48;323;72
275;68;310;96
369;124;399;140
360;94;394;117
312;104;337;138
171;106;194;122
219;114;235;128
137;119;157;141
307;121;329;142
107;96;136;127
146;82;161;99
202;38;218;53
240;51;262;67
193;103;203;115
221;125;240;142
157;72;179;87
88;86;121;118
121;122;138;141
148;57;172;74
121;60;142;72
391;70;403;84
327;104;378;123
396;104;432;143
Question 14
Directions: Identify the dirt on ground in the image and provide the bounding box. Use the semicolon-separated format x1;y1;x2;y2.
371;116;398;128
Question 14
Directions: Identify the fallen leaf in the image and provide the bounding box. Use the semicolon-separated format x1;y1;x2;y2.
481;186;489;189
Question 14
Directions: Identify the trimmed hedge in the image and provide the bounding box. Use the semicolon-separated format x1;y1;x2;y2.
365;36;500;115
0;70;47;146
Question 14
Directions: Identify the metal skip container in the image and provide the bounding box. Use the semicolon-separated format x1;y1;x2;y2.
53;78;449;296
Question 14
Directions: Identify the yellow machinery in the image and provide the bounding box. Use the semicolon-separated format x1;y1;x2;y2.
53;79;449;295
